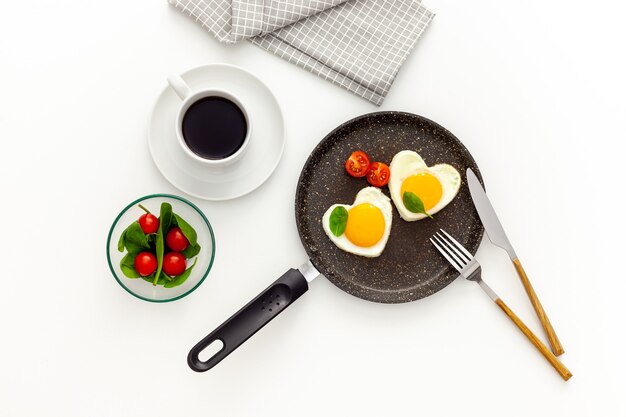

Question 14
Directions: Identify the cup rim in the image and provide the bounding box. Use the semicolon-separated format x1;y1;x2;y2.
175;89;251;166
106;193;216;303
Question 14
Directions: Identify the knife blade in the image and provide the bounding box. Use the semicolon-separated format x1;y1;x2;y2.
466;167;565;356
466;168;517;260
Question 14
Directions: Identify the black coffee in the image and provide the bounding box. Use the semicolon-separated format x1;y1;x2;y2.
182;97;247;160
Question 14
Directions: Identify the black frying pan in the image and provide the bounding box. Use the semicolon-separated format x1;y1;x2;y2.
188;112;484;372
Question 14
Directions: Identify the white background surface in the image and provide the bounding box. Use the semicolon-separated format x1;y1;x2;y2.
1;0;625;416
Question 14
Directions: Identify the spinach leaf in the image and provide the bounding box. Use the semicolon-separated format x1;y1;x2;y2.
156;271;173;286
120;252;140;278
117;229;127;252
139;271;171;286
123;222;150;253
164;258;197;288
153;202;173;285
181;242;201;259
403;192;433;219
173;214;198;246
147;233;157;251
140;275;154;284
329;206;349;236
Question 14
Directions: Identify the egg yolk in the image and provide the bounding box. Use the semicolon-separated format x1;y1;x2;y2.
344;203;385;247
400;172;443;211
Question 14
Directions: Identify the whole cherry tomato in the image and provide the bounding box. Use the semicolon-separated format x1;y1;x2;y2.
163;252;187;276
138;213;159;234
345;150;370;178
166;227;189;252
366;162;390;187
134;252;158;276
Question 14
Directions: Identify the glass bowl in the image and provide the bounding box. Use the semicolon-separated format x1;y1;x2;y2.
106;194;215;302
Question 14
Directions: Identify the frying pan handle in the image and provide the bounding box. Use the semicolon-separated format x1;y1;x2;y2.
187;269;309;372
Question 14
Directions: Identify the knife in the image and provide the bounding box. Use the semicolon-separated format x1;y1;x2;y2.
466;168;564;356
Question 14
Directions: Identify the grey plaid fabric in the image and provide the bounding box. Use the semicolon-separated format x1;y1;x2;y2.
169;0;434;105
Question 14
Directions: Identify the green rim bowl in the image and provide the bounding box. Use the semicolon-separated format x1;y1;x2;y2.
106;194;215;302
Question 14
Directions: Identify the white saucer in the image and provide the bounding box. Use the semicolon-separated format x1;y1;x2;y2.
148;64;284;201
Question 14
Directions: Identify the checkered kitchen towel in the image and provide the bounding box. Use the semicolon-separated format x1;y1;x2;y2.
169;0;434;105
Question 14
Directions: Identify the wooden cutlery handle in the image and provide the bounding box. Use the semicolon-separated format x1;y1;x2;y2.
495;298;572;381
512;258;565;356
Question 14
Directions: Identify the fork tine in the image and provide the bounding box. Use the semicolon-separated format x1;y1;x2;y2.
430;238;464;272
440;229;473;260
433;234;467;269
436;231;471;264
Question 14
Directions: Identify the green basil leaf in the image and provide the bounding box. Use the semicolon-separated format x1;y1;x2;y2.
123;222;150;253
173;214;198;246
181;242;201;259
164;258;197;288
120;252;140;278
403;192;433;219
329;206;349;237
154;202;173;285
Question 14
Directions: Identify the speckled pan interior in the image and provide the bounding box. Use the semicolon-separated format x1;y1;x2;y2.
295;112;484;304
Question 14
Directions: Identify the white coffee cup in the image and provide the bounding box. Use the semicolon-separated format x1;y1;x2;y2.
167;74;251;167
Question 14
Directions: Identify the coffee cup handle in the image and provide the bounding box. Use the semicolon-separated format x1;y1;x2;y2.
167;74;192;100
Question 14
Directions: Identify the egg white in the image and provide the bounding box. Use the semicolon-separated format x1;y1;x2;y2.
388;150;461;221
322;187;392;257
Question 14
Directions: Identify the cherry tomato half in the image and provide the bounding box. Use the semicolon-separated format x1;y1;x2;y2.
166;227;189;252
366;162;390;187
163;252;187;277
134;252;158;277
345;150;370;178
138;213;159;234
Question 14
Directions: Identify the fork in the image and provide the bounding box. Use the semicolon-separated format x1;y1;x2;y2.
431;229;572;381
